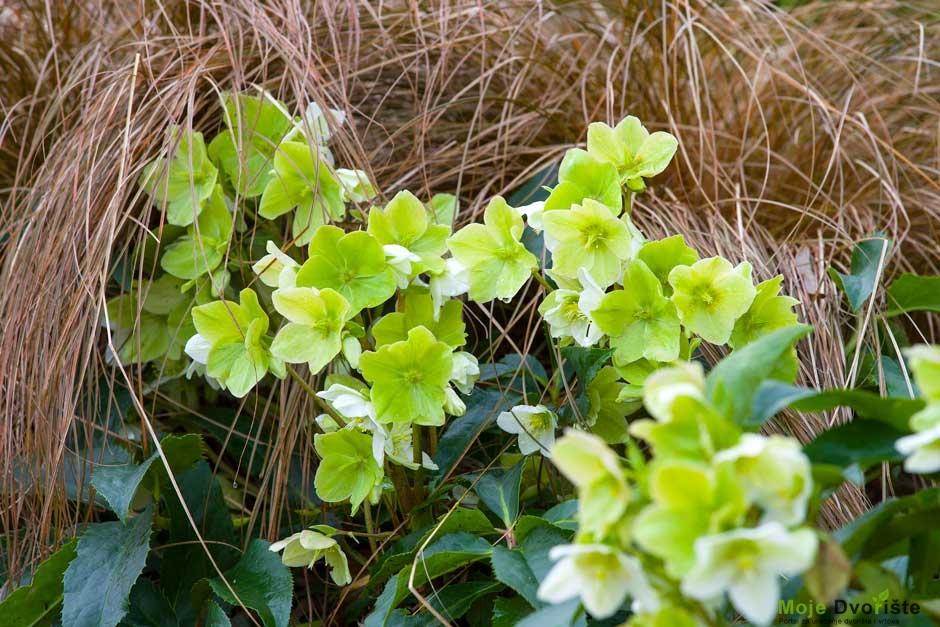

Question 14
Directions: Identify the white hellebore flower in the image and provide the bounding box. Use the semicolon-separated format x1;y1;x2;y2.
375;422;439;470
516;200;545;232
681;522;818;627
184;333;211;365
252;240;299;289
449;351;480;395
896;424;940;474
269;529;351;585
316;384;375;421
496;404;557;456
429;258;470;319
538;286;603;347
714;434;813;525
383;244;421;289
335;168;376;203
537;544;658;619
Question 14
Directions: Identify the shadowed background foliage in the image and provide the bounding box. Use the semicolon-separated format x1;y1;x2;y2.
2;0;939;586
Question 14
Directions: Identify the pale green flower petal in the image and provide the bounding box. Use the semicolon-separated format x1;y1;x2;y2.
669;257;757;344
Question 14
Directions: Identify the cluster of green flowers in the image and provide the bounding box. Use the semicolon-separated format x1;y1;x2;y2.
125;97;820;621
895;345;940;472
539;364;818;626
494;117;799;451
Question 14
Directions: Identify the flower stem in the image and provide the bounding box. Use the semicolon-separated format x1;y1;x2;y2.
362;501;378;554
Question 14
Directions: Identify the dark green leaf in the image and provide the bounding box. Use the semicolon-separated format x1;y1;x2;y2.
518;526;568;581
749;380;923;430
516;599;585;627
541;500;578;532
706;324;813;426
369;508;493;586
804;419;906;468
122;579;178;627
507;164;556;207
91;435;205;524
160;462;238;622
203;601;231;627
364;533;492;627
474;461;524;528
832;236;890;312
0;540;76;627
886;273;940;316
209;540;292;627
491;546;540;608
835;488;940;558
427;580;502;621
91;457;157;525
62;507;152;627
492;597;532;627
560;346;614;420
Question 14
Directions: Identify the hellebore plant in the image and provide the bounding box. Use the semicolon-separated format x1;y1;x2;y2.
96;94;940;627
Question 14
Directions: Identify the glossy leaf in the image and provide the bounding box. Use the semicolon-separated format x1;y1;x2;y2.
209;540;293;627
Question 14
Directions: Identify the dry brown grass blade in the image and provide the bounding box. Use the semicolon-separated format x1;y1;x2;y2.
2;1;940;608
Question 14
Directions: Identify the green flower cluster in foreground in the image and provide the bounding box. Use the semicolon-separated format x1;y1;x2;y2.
540;367;817;626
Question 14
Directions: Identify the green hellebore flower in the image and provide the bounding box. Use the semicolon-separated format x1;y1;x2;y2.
269;528;351;585
551;430;630;537
636;234;700;292
295;225;397;314
371;289;466;349
586;116;678;192
544;148;623;213
446;196;538;303
161;185;233;280
190;288;285;397
729;275;800;349
359;326;454;426
632;461;746;578
668;257;757;344
906;344;940;402
592;259;681;363
642;361;706;423
542;198;639;287
537;543;658;619
270;286;353;374
313;429;383;514
680;523;817;626
714;433;813;525
632;362;740;462
367;190;450;274
258;141;345;246
208;92;293;197
140;128;218;227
